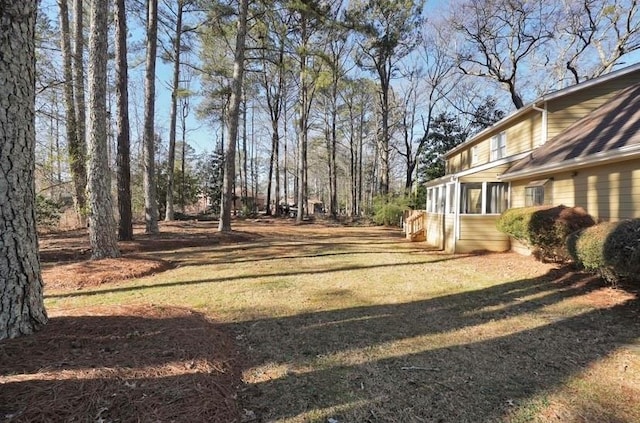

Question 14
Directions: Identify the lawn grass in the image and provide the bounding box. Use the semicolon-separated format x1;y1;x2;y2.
44;220;640;422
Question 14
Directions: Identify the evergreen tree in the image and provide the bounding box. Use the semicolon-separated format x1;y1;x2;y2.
197;145;224;215
418;113;467;182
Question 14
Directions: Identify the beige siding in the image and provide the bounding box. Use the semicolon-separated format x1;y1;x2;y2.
459;163;514;183
425;212;455;253
447;150;471;174
510;182;527;208
445;111;541;173
510;159;640;221
456;215;510;253
547;70;640;139
507;113;541;153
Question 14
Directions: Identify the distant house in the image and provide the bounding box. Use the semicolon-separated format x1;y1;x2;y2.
424;63;640;253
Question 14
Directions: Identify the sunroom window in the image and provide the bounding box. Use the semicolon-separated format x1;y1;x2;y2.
486;183;508;214
460;182;509;214
460;183;483;214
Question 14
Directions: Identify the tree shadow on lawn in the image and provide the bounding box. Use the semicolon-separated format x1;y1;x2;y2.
45;254;461;300
233;268;640;422
163;242;434;267
0;305;241;422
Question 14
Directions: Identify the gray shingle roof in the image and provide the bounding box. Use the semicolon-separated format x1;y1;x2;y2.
504;82;640;176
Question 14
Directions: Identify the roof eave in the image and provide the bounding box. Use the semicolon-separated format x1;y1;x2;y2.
445;62;640;159
500;145;640;182
444;105;535;158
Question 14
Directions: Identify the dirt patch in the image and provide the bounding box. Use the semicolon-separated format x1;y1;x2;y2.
0;305;241;422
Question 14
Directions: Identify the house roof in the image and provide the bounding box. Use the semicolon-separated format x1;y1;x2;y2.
500;82;640;181
445;62;640;158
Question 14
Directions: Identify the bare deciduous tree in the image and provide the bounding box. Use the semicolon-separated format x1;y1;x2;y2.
560;0;640;83
450;0;554;109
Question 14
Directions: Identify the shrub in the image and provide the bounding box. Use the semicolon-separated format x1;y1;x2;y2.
35;195;63;229
567;222;617;282
603;219;640;278
496;207;533;242
372;194;409;226
497;205;595;262
568;219;640;284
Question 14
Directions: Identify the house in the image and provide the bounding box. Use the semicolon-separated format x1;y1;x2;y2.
424;63;640;253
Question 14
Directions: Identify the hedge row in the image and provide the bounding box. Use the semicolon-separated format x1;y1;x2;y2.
567;219;640;284
496;205;595;262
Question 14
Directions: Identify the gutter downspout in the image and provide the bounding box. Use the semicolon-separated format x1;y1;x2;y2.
532;102;548;146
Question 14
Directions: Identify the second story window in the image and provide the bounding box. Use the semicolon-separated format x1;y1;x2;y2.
490;131;507;161
471;145;479;165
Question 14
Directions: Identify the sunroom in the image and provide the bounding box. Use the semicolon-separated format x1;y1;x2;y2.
424;178;511;253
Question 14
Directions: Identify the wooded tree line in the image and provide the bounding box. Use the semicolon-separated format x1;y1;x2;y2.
2;0;639;338
34;0;640;237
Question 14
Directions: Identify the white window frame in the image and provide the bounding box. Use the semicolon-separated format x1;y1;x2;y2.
471;145;479;165
460;183;484;214
459;182;509;215
490;131;507;161
446;182;456;214
485;182;509;214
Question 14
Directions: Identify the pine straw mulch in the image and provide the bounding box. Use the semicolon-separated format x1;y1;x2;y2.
40;221;261;289
0;305;241;423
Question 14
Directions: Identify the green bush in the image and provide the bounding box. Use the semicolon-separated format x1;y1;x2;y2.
567;222;615;282
372;194;409;226
604;219;640;277
567;219;640;284
497;205;595;262
496;207;534;242
35;195;63;229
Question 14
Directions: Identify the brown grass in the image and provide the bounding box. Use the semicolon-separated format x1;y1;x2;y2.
3;218;639;422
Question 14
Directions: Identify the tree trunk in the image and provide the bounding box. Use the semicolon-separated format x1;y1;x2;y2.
348;103;357;216
283;94;288;211
266;125;277;216
58;0;84;221
296;17;308;224
180;96;189;212
0;0;48;340
242;94;248;208
379;74;390;196
115;0;133;241
87;0;120;259
143;0;159;234
330;80;338;218
165;1;183;221
72;0;88;221
358;105;364;215
219;0;249;232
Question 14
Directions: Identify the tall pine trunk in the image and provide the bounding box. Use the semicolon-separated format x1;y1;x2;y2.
87;0;120;259
165;1;183;221
296;17;308;224
143;0;159;234
72;0;88;222
58;0;85;221
115;0;133;240
219;0;249;232
0;0;48;339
